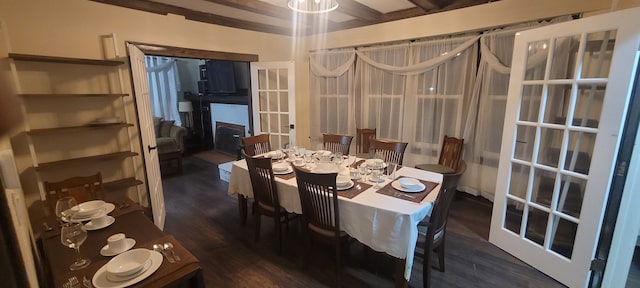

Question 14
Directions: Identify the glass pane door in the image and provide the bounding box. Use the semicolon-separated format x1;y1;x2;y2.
250;61;295;149
489;9;640;287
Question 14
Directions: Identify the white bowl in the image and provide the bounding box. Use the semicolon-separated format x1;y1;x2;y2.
336;175;351;187
272;162;289;172
106;249;151;277
366;159;384;167
398;178;421;189
75;200;105;217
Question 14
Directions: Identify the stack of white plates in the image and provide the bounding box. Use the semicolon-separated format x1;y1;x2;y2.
66;201;116;223
93;249;163;288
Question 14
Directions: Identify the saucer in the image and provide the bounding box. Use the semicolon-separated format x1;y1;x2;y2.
391;180;426;193
100;238;136;256
93;250;162;288
273;166;293;175
336;181;354;191
84;216;115;231
368;176;385;183
68;203;115;223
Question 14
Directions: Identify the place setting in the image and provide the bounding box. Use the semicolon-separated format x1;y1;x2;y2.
92;247;164;288
336;175;371;199
376;177;439;203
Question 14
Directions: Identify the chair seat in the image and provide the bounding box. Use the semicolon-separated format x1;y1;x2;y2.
415;164;455;174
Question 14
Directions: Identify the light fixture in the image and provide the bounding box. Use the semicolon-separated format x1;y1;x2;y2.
288;0;339;14
178;101;193;129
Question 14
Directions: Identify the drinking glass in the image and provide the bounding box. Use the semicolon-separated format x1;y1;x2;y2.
55;196;79;223
303;154;314;168
358;163;370;181
60;222;90;270
386;162;398;179
333;152;343;167
371;169;382;189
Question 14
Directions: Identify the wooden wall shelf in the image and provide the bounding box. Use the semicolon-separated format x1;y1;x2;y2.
9;53;124;66
27;123;134;135
19;93;129;98
35;151;138;171
104;177;144;192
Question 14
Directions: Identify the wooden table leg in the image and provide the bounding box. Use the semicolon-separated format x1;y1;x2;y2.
394;257;408;288
238;194;248;226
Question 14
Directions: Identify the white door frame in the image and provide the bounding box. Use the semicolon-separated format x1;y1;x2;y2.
489;8;640;288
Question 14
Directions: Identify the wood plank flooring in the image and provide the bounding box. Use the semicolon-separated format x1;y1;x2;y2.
162;156;566;287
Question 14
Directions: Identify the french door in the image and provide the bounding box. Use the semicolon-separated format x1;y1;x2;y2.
128;44;166;230
250;61;296;149
489;8;640;288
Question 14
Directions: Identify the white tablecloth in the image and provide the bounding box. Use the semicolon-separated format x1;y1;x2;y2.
227;159;443;280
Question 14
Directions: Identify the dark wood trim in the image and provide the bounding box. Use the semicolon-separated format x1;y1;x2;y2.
128;42;259;62
203;0;293;20
90;0;292;35
19;93;128;98
409;0;441;11
335;0;382;22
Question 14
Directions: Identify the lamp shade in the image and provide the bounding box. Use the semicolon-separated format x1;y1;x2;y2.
288;0;338;14
178;101;193;112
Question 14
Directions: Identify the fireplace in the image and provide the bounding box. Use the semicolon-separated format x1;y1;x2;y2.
215;121;245;156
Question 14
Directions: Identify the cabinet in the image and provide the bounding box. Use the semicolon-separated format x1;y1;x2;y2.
8;53;144;206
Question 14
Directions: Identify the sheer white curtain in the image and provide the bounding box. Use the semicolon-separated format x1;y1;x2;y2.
145;56;181;125
460;17;571;200
355;35;479;167
309;49;356;149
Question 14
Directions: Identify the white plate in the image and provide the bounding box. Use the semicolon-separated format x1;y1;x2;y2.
273;166;293;175
391;180;426;193
100;238;136;256
93;250;163;288
67;203;115;223
84;216;115;231
336;181;354;191
106;258;152;282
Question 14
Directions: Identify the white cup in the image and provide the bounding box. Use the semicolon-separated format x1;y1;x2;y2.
108;233;126;251
92;215;109;227
293;158;304;166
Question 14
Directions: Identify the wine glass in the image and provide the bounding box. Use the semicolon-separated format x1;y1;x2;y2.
333;152;343;167
55;196;79;223
60;222;90;270
303;153;314;169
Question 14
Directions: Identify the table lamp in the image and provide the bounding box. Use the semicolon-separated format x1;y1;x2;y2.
178;101;193;129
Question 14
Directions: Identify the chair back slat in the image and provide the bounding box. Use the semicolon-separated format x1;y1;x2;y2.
44;173;104;216
243;150;280;212
242;134;272;156
369;139;408;165
439;135;464;170
356;128;376;154
293;167;339;235
323;134;353;155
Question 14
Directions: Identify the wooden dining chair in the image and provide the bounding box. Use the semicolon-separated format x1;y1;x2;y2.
415;135;464;174
416;160;466;288
356;128;376;154
243;150;292;254
43;173;104;216
242;134;271;156
323;133;354;155
369;139;408;165
293;166;350;287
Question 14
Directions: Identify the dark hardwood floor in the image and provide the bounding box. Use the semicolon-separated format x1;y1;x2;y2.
162;156;566;287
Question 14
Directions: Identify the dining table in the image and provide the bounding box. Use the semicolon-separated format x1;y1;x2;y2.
40;199;204;288
228;154;443;286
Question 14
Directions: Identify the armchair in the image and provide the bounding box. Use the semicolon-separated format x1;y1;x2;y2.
153;117;187;154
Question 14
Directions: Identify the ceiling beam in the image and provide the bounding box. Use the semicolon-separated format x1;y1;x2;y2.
408;0;444;12
203;0;292;20
335;0;382;22
90;0;293;35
